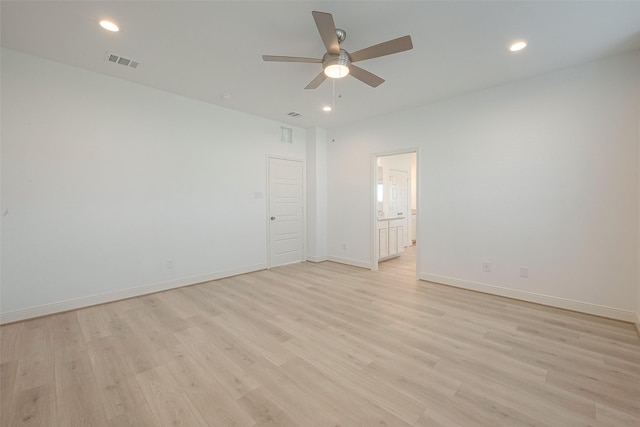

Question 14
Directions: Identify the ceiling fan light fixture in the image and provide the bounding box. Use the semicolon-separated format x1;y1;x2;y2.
324;64;349;78
323;49;351;78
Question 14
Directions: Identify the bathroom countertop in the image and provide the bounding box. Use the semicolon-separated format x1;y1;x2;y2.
377;216;406;221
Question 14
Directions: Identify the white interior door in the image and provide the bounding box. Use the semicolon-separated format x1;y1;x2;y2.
389;169;409;248
268;157;304;267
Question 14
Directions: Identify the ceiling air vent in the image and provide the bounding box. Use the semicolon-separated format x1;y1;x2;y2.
287;112;302;118
105;52;140;69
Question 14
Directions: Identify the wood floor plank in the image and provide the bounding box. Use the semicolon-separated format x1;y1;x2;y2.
278;356;411;426
595;402;640;426
362;358;461;405
161;344;257;426
414;409;459;427
435;348;598;421
135;365;209;427
0;360;19;426
51;311;87;364
236;387;298;427
450;367;598;426
172;327;261;399
247;359;364;426
154;288;215;320
187;314;264;371
54;353;108;426
282;333;426;425
105;316;162;376
123;307;181;353
330;316;442;368
449;386;546;427
86;336;148;420
206;292;294;344
1;245;639;426
210;313;295;366
0;321;24;363
138;294;190;332
546;368;640;418
8;384;57;427
76;307;111;342
14;319;54;393
106;404;160;427
602;354;640;375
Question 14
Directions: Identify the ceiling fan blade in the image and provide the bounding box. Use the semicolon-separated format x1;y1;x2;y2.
349;64;385;88
262;55;322;63
350;35;413;62
312;11;340;55
305;71;328;89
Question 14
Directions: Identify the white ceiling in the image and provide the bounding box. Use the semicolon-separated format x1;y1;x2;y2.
2;1;640;128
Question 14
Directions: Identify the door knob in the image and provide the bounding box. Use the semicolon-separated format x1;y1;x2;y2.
271;216;276;220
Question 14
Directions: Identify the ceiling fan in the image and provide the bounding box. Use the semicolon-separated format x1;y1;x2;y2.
262;11;413;89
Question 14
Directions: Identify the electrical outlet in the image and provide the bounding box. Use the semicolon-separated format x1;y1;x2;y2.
520;267;528;278
166;260;174;269
483;262;491;272
342;243;347;250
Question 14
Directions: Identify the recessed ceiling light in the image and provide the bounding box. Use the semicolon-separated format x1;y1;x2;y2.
99;20;119;32
322;106;332;112
509;41;527;52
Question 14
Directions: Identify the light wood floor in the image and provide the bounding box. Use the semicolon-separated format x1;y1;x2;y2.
2;245;640;426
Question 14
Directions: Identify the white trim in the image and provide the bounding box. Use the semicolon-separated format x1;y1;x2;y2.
419;273;637;322
328;256;371;270
306;255;328;263
370;153;379;271
0;263;267;324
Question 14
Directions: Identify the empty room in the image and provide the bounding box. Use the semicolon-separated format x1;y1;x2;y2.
1;1;640;426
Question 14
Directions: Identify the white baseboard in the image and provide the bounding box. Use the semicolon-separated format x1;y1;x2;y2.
0;263;267;324
327;256;371;270
419;273;637;323
306;255;328;263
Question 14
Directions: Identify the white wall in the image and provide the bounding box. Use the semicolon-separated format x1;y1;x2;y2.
327;51;640;321
0;48;305;322
410;153;417;211
306;127;328;262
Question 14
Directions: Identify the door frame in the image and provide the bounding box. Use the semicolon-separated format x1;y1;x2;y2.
370;148;419;274
266;155;306;268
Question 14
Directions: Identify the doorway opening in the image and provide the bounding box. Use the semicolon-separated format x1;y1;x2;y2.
371;149;418;276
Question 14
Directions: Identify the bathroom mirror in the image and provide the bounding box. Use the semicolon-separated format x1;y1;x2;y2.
376;166;384;215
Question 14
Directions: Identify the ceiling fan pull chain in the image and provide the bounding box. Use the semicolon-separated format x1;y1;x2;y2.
332;79;336;114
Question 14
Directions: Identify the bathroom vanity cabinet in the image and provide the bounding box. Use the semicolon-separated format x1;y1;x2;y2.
377;217;405;261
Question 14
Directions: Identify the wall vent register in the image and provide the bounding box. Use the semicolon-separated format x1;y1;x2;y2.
280;126;293;144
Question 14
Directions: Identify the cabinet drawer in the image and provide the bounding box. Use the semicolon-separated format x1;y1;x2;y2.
389;219;404;228
377;220;389;230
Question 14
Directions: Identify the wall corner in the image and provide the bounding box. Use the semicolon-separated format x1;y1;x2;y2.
306;127;328;261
